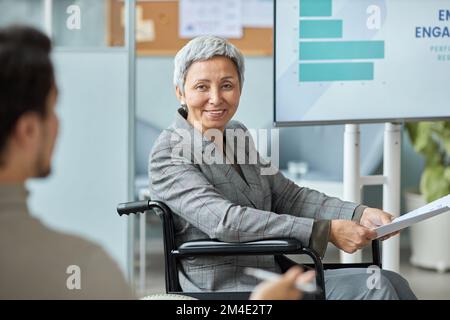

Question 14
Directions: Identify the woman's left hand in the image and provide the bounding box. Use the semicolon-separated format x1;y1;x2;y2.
360;207;400;241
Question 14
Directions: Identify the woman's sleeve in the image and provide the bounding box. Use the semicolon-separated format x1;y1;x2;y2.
232;120;366;222
264;169;368;256
266;169;366;221
149;137;315;247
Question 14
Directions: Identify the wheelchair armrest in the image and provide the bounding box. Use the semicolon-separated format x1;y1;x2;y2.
175;239;304;256
176;238;326;299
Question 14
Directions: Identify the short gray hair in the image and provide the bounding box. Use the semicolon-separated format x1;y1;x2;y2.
173;35;245;95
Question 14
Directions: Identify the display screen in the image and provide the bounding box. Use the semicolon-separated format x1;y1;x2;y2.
275;0;450;125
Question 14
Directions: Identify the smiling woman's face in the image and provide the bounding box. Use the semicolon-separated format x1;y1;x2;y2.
177;56;241;133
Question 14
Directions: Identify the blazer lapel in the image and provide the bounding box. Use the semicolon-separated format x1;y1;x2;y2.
207;161;258;208
240;163;264;208
220;137;264;208
172;110;262;208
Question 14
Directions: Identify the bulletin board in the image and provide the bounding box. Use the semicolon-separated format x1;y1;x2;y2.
107;0;273;56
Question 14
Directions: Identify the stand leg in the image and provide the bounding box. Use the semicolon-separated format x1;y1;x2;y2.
139;212;146;295
382;123;402;272
341;124;363;263
43;0;53;37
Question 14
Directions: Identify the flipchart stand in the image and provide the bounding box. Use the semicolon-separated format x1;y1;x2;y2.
341;123;401;272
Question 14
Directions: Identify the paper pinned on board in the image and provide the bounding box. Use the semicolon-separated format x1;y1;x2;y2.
374;194;450;238
179;0;243;39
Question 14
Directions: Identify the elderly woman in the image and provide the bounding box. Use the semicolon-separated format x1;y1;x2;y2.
149;36;416;299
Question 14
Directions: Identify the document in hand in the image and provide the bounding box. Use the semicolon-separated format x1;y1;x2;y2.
375;194;450;239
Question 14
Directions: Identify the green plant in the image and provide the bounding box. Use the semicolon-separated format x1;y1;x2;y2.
405;121;450;202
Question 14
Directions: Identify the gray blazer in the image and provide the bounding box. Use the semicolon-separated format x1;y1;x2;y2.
149;110;360;292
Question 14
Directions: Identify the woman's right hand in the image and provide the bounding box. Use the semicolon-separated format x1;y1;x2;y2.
330;220;377;253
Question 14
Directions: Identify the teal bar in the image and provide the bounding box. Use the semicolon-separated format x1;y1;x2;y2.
299;62;374;82
299;41;385;60
300;0;332;17
300;20;343;39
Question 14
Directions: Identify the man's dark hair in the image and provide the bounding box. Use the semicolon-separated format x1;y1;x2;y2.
0;25;54;165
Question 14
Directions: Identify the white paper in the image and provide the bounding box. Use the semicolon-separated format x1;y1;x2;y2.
241;0;273;28
179;0;243;39
136;6;155;42
375;194;450;238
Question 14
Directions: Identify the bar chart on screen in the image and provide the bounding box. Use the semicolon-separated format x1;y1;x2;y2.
275;0;450;124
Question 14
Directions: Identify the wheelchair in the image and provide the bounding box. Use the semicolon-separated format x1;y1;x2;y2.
117;200;381;300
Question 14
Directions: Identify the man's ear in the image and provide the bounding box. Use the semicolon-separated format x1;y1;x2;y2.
13;112;41;148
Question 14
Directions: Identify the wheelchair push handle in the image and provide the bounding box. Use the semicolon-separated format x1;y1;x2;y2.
117;200;150;216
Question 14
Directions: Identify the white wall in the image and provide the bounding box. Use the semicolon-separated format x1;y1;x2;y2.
27;51;130;274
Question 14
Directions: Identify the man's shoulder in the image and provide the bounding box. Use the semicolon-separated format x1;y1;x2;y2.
0;216;133;299
26;216;104;253
52;229;106;257
6;215;116;270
